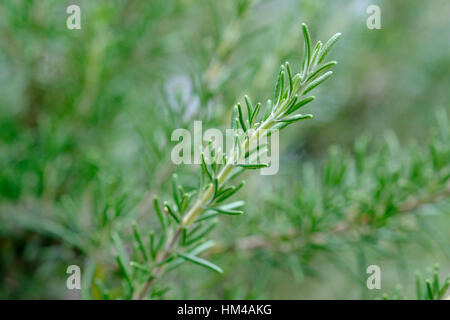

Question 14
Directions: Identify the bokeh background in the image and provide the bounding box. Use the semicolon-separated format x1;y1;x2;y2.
0;0;449;299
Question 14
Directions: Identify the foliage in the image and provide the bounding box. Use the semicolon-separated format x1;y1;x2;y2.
383;265;450;300
101;23;342;300
0;0;449;300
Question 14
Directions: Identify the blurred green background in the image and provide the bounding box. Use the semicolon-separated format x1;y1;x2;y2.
0;0;449;299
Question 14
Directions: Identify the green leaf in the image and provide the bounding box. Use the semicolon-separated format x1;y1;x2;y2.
112;232;131;279
274;67;285;104
285;62;293;94
212;207;244;215
213;177;219;199
318;32;342;64
165;241;217;273
280;69;285;101
286;96;315;114
250;102;261;125
172;174;181;210
302;23;312;68
264;99;273;120
217;200;245;211
439;278;450;299
244;95;253;117
214;186;235;203
180;189;191;213
245;142;268;160
267;122;289;135
201;152;213;182
285;95;298;113
278;114;313;123
303;71;333;94
237;163;269;169
198;200;246;221
153;196;166;231
164;201;180;223
115;255;133;290
416;272;423;299
310;40;323;66
237;103;247;131
426;280;434;299
186;220;217;245
196;211;220;222
132;222;148;262
292;73;301;88
148;231;156;260
215;181;245;203
190;240;216;255
179;253;223;274
306;61;337;82
182;228;187;245
234;131;242;158
433;265;440;299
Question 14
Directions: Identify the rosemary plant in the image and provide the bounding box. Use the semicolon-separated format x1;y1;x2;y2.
207;109;450;297
263;109;450;252
2;0;450;301
106;23;341;300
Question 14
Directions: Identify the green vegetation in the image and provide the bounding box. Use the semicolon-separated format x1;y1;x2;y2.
0;0;449;299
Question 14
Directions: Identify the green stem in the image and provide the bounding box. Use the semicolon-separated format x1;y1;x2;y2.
181;117;274;227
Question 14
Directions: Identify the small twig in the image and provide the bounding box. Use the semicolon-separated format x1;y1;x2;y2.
130;23;341;299
135;227;182;300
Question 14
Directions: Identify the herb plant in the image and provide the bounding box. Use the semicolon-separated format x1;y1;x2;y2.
104;23;342;300
1;1;449;300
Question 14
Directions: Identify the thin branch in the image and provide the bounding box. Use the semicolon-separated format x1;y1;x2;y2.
134;227;182;300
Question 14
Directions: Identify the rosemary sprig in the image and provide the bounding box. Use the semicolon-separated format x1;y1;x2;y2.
128;23;341;299
182;24;340;227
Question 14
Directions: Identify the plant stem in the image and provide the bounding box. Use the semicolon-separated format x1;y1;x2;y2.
133;27;341;297
135;118;277;298
181;120;272;227
136;114;278;298
135;227;182;299
181;84;297;227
